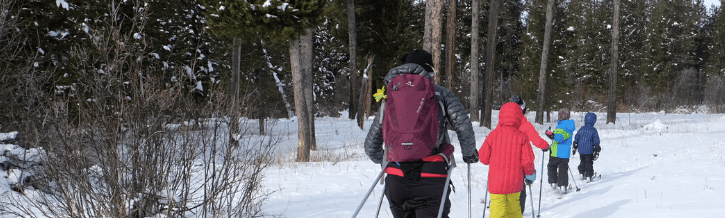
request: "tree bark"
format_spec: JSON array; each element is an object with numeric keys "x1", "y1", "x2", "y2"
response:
[
  {"x1": 608, "y1": 0, "x2": 620, "y2": 124},
  {"x1": 365, "y1": 62, "x2": 374, "y2": 117},
  {"x1": 445, "y1": 0, "x2": 457, "y2": 90},
  {"x1": 231, "y1": 37, "x2": 241, "y2": 107},
  {"x1": 300, "y1": 29, "x2": 316, "y2": 150},
  {"x1": 357, "y1": 55, "x2": 374, "y2": 129},
  {"x1": 469, "y1": 0, "x2": 481, "y2": 122},
  {"x1": 424, "y1": 0, "x2": 444, "y2": 83},
  {"x1": 291, "y1": 38, "x2": 311, "y2": 162},
  {"x1": 258, "y1": 107, "x2": 265, "y2": 135},
  {"x1": 483, "y1": 0, "x2": 500, "y2": 129},
  {"x1": 347, "y1": 0, "x2": 358, "y2": 120},
  {"x1": 535, "y1": 0, "x2": 555, "y2": 124}
]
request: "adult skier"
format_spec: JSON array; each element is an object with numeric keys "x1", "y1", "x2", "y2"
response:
[{"x1": 364, "y1": 50, "x2": 479, "y2": 218}]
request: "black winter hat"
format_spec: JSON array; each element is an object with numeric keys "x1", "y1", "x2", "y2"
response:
[
  {"x1": 400, "y1": 50, "x2": 435, "y2": 74},
  {"x1": 510, "y1": 95, "x2": 526, "y2": 114}
]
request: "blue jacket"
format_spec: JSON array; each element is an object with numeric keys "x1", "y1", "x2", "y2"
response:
[
  {"x1": 574, "y1": 113, "x2": 600, "y2": 154},
  {"x1": 551, "y1": 119, "x2": 575, "y2": 158}
]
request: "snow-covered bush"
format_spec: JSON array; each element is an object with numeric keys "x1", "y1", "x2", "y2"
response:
[{"x1": 0, "y1": 1, "x2": 277, "y2": 217}]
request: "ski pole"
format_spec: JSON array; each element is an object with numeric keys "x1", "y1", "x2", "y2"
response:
[
  {"x1": 482, "y1": 182, "x2": 488, "y2": 218},
  {"x1": 351, "y1": 161, "x2": 387, "y2": 218},
  {"x1": 468, "y1": 163, "x2": 471, "y2": 218},
  {"x1": 528, "y1": 184, "x2": 535, "y2": 218},
  {"x1": 537, "y1": 149, "x2": 546, "y2": 217},
  {"x1": 374, "y1": 185, "x2": 386, "y2": 218},
  {"x1": 567, "y1": 165, "x2": 581, "y2": 192},
  {"x1": 437, "y1": 165, "x2": 454, "y2": 218}
]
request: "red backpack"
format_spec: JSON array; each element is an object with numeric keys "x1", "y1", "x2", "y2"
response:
[{"x1": 382, "y1": 74, "x2": 439, "y2": 162}]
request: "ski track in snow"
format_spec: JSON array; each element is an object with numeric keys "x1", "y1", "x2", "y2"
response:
[
  {"x1": 260, "y1": 112, "x2": 725, "y2": 217},
  {"x1": 2, "y1": 112, "x2": 724, "y2": 217}
]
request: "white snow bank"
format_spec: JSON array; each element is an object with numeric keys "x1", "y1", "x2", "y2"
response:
[
  {"x1": 0, "y1": 131, "x2": 18, "y2": 141},
  {"x1": 642, "y1": 119, "x2": 667, "y2": 131}
]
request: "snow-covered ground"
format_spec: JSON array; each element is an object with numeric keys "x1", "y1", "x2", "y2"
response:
[
  {"x1": 262, "y1": 111, "x2": 725, "y2": 217},
  {"x1": 2, "y1": 111, "x2": 724, "y2": 217}
]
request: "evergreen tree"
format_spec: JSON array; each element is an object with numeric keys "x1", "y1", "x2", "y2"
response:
[
  {"x1": 642, "y1": 0, "x2": 700, "y2": 95},
  {"x1": 708, "y1": 3, "x2": 725, "y2": 75},
  {"x1": 516, "y1": 0, "x2": 547, "y2": 106},
  {"x1": 326, "y1": 0, "x2": 423, "y2": 112},
  {"x1": 705, "y1": 3, "x2": 724, "y2": 111},
  {"x1": 496, "y1": 0, "x2": 525, "y2": 102},
  {"x1": 201, "y1": 0, "x2": 325, "y2": 162},
  {"x1": 619, "y1": 0, "x2": 648, "y2": 107}
]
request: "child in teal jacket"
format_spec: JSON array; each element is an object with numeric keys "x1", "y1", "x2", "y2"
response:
[{"x1": 545, "y1": 108, "x2": 576, "y2": 192}]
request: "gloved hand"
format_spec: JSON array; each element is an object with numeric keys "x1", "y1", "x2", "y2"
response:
[
  {"x1": 525, "y1": 171, "x2": 536, "y2": 185},
  {"x1": 572, "y1": 142, "x2": 578, "y2": 155},
  {"x1": 463, "y1": 151, "x2": 479, "y2": 164},
  {"x1": 593, "y1": 151, "x2": 600, "y2": 161},
  {"x1": 545, "y1": 130, "x2": 554, "y2": 140},
  {"x1": 542, "y1": 147, "x2": 549, "y2": 152},
  {"x1": 593, "y1": 145, "x2": 601, "y2": 152}
]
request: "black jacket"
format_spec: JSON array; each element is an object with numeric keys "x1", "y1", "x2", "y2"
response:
[{"x1": 364, "y1": 63, "x2": 477, "y2": 164}]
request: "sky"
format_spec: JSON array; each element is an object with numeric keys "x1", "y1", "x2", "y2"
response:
[{"x1": 704, "y1": 0, "x2": 720, "y2": 9}]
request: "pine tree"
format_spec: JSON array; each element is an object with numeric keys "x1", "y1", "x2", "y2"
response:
[
  {"x1": 496, "y1": 0, "x2": 525, "y2": 101},
  {"x1": 326, "y1": 0, "x2": 423, "y2": 113},
  {"x1": 619, "y1": 0, "x2": 648, "y2": 107},
  {"x1": 708, "y1": 3, "x2": 725, "y2": 74},
  {"x1": 515, "y1": 0, "x2": 546, "y2": 108},
  {"x1": 202, "y1": 0, "x2": 325, "y2": 162},
  {"x1": 705, "y1": 3, "x2": 724, "y2": 111}
]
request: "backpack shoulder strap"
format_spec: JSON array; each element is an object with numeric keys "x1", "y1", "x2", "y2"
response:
[{"x1": 435, "y1": 92, "x2": 446, "y2": 118}]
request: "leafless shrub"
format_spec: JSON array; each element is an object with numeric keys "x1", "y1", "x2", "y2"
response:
[
  {"x1": 672, "y1": 68, "x2": 704, "y2": 107},
  {"x1": 704, "y1": 74, "x2": 725, "y2": 113},
  {"x1": 1, "y1": 1, "x2": 277, "y2": 217}
]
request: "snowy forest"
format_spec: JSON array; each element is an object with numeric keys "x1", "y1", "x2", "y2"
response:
[{"x1": 0, "y1": 0, "x2": 724, "y2": 217}]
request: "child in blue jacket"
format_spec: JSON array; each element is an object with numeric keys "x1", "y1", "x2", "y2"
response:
[
  {"x1": 545, "y1": 108, "x2": 575, "y2": 192},
  {"x1": 573, "y1": 112, "x2": 601, "y2": 182}
]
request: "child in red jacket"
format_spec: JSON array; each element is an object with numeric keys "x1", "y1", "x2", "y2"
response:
[{"x1": 479, "y1": 102, "x2": 536, "y2": 218}]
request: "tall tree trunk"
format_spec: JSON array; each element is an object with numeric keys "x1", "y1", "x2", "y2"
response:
[
  {"x1": 445, "y1": 0, "x2": 457, "y2": 90},
  {"x1": 424, "y1": 0, "x2": 444, "y2": 83},
  {"x1": 536, "y1": 0, "x2": 555, "y2": 124},
  {"x1": 608, "y1": 0, "x2": 620, "y2": 124},
  {"x1": 357, "y1": 55, "x2": 374, "y2": 129},
  {"x1": 470, "y1": 0, "x2": 481, "y2": 122},
  {"x1": 231, "y1": 37, "x2": 241, "y2": 107},
  {"x1": 258, "y1": 107, "x2": 265, "y2": 135},
  {"x1": 256, "y1": 69, "x2": 266, "y2": 135},
  {"x1": 483, "y1": 0, "x2": 500, "y2": 129},
  {"x1": 365, "y1": 63, "x2": 374, "y2": 117},
  {"x1": 291, "y1": 38, "x2": 311, "y2": 162},
  {"x1": 301, "y1": 29, "x2": 317, "y2": 150},
  {"x1": 347, "y1": 0, "x2": 358, "y2": 120}
]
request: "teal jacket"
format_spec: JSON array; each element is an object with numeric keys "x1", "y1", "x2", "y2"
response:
[{"x1": 550, "y1": 119, "x2": 575, "y2": 158}]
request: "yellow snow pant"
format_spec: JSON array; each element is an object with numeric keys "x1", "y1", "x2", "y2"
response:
[{"x1": 489, "y1": 192, "x2": 523, "y2": 218}]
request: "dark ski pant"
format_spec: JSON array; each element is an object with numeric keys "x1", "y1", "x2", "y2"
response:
[
  {"x1": 519, "y1": 179, "x2": 527, "y2": 213},
  {"x1": 578, "y1": 154, "x2": 595, "y2": 178},
  {"x1": 385, "y1": 174, "x2": 451, "y2": 218},
  {"x1": 547, "y1": 156, "x2": 569, "y2": 187}
]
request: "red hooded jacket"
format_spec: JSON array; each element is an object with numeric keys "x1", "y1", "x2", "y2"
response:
[
  {"x1": 519, "y1": 116, "x2": 550, "y2": 150},
  {"x1": 479, "y1": 102, "x2": 536, "y2": 194}
]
